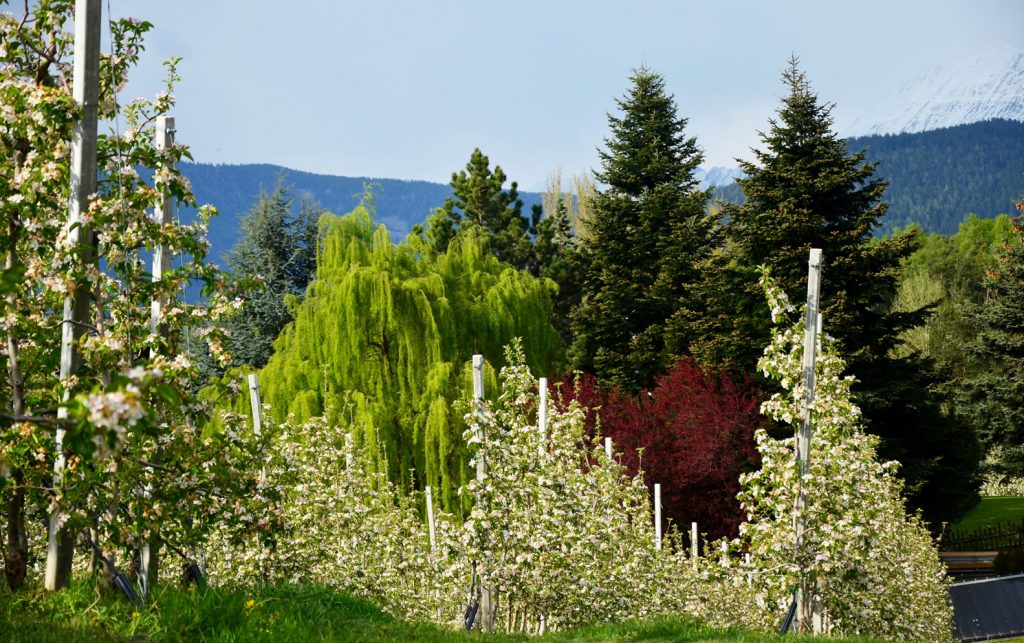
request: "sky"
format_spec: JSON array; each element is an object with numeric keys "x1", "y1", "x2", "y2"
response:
[{"x1": 111, "y1": 0, "x2": 1023, "y2": 190}]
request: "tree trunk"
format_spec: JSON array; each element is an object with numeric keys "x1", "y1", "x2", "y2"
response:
[
  {"x1": 4, "y1": 210, "x2": 28, "y2": 590},
  {"x1": 5, "y1": 470, "x2": 28, "y2": 589}
]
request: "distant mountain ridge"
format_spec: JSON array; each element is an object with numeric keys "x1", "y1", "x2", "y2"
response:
[
  {"x1": 180, "y1": 163, "x2": 541, "y2": 264},
  {"x1": 849, "y1": 119, "x2": 1024, "y2": 234},
  {"x1": 184, "y1": 120, "x2": 1023, "y2": 264},
  {"x1": 711, "y1": 119, "x2": 1024, "y2": 236}
]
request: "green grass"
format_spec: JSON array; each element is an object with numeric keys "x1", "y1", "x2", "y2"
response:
[
  {"x1": 0, "y1": 580, "x2": 884, "y2": 642},
  {"x1": 952, "y1": 496, "x2": 1024, "y2": 533}
]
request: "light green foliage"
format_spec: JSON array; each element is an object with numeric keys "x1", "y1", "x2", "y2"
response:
[
  {"x1": 894, "y1": 214, "x2": 1019, "y2": 364},
  {"x1": 956, "y1": 209, "x2": 1024, "y2": 475},
  {"x1": 206, "y1": 342, "x2": 753, "y2": 633},
  {"x1": 253, "y1": 203, "x2": 562, "y2": 513},
  {"x1": 736, "y1": 273, "x2": 953, "y2": 640}
]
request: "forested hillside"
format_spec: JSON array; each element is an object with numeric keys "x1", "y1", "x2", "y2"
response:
[
  {"x1": 851, "y1": 119, "x2": 1024, "y2": 233},
  {"x1": 188, "y1": 119, "x2": 1023, "y2": 263},
  {"x1": 713, "y1": 119, "x2": 1024, "y2": 235}
]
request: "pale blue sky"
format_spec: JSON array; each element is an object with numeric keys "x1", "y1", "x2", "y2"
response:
[{"x1": 116, "y1": 0, "x2": 1022, "y2": 189}]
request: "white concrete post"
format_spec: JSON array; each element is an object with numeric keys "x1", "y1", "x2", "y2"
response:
[
  {"x1": 794, "y1": 248, "x2": 823, "y2": 633},
  {"x1": 425, "y1": 486, "x2": 436, "y2": 553},
  {"x1": 654, "y1": 483, "x2": 662, "y2": 551},
  {"x1": 471, "y1": 354, "x2": 492, "y2": 632},
  {"x1": 48, "y1": 0, "x2": 101, "y2": 592},
  {"x1": 538, "y1": 377, "x2": 547, "y2": 454},
  {"x1": 691, "y1": 522, "x2": 699, "y2": 571}
]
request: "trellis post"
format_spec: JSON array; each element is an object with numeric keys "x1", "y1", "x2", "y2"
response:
[
  {"x1": 140, "y1": 114, "x2": 176, "y2": 594},
  {"x1": 425, "y1": 486, "x2": 436, "y2": 553},
  {"x1": 654, "y1": 483, "x2": 662, "y2": 551},
  {"x1": 691, "y1": 522, "x2": 698, "y2": 571},
  {"x1": 149, "y1": 115, "x2": 175, "y2": 334},
  {"x1": 538, "y1": 377, "x2": 547, "y2": 454},
  {"x1": 47, "y1": 0, "x2": 101, "y2": 592},
  {"x1": 247, "y1": 374, "x2": 267, "y2": 483},
  {"x1": 472, "y1": 354, "x2": 493, "y2": 632},
  {"x1": 794, "y1": 248, "x2": 823, "y2": 633}
]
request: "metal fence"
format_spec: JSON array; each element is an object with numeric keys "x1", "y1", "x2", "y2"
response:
[{"x1": 943, "y1": 519, "x2": 1024, "y2": 552}]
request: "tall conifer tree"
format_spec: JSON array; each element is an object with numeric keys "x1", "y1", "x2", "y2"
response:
[
  {"x1": 571, "y1": 67, "x2": 714, "y2": 392},
  {"x1": 701, "y1": 59, "x2": 979, "y2": 524},
  {"x1": 426, "y1": 148, "x2": 539, "y2": 272},
  {"x1": 223, "y1": 179, "x2": 322, "y2": 370}
]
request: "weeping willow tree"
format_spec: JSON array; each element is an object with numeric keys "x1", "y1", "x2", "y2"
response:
[{"x1": 251, "y1": 201, "x2": 563, "y2": 515}]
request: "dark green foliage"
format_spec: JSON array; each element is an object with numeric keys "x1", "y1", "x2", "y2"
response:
[
  {"x1": 534, "y1": 190, "x2": 581, "y2": 342},
  {"x1": 256, "y1": 200, "x2": 563, "y2": 514},
  {"x1": 712, "y1": 181, "x2": 745, "y2": 206},
  {"x1": 956, "y1": 209, "x2": 1024, "y2": 475},
  {"x1": 222, "y1": 179, "x2": 322, "y2": 370},
  {"x1": 851, "y1": 119, "x2": 1024, "y2": 235},
  {"x1": 425, "y1": 148, "x2": 541, "y2": 273},
  {"x1": 571, "y1": 66, "x2": 714, "y2": 392},
  {"x1": 994, "y1": 547, "x2": 1024, "y2": 574},
  {"x1": 700, "y1": 59, "x2": 979, "y2": 526}
]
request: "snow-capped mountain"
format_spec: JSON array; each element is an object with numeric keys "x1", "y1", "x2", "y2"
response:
[
  {"x1": 846, "y1": 45, "x2": 1024, "y2": 136},
  {"x1": 695, "y1": 165, "x2": 744, "y2": 188}
]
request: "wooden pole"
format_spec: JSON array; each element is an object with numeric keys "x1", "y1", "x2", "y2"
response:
[
  {"x1": 471, "y1": 354, "x2": 493, "y2": 632},
  {"x1": 47, "y1": 0, "x2": 101, "y2": 592},
  {"x1": 425, "y1": 486, "x2": 436, "y2": 553},
  {"x1": 654, "y1": 483, "x2": 662, "y2": 551},
  {"x1": 794, "y1": 248, "x2": 823, "y2": 633}
]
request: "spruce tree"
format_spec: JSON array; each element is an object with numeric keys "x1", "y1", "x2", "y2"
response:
[
  {"x1": 223, "y1": 179, "x2": 323, "y2": 370},
  {"x1": 426, "y1": 148, "x2": 539, "y2": 272},
  {"x1": 571, "y1": 66, "x2": 714, "y2": 392},
  {"x1": 957, "y1": 207, "x2": 1024, "y2": 475},
  {"x1": 702, "y1": 59, "x2": 979, "y2": 525}
]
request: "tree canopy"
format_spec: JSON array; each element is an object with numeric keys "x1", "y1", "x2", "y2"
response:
[
  {"x1": 221, "y1": 178, "x2": 321, "y2": 370},
  {"x1": 571, "y1": 66, "x2": 715, "y2": 392},
  {"x1": 250, "y1": 202, "x2": 564, "y2": 514},
  {"x1": 699, "y1": 59, "x2": 980, "y2": 525},
  {"x1": 425, "y1": 148, "x2": 540, "y2": 273}
]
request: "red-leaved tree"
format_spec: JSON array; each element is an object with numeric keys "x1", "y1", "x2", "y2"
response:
[{"x1": 562, "y1": 358, "x2": 763, "y2": 541}]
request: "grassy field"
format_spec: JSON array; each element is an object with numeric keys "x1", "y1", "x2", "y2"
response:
[
  {"x1": 952, "y1": 496, "x2": 1024, "y2": 533},
  {"x1": 0, "y1": 581, "x2": 885, "y2": 642}
]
